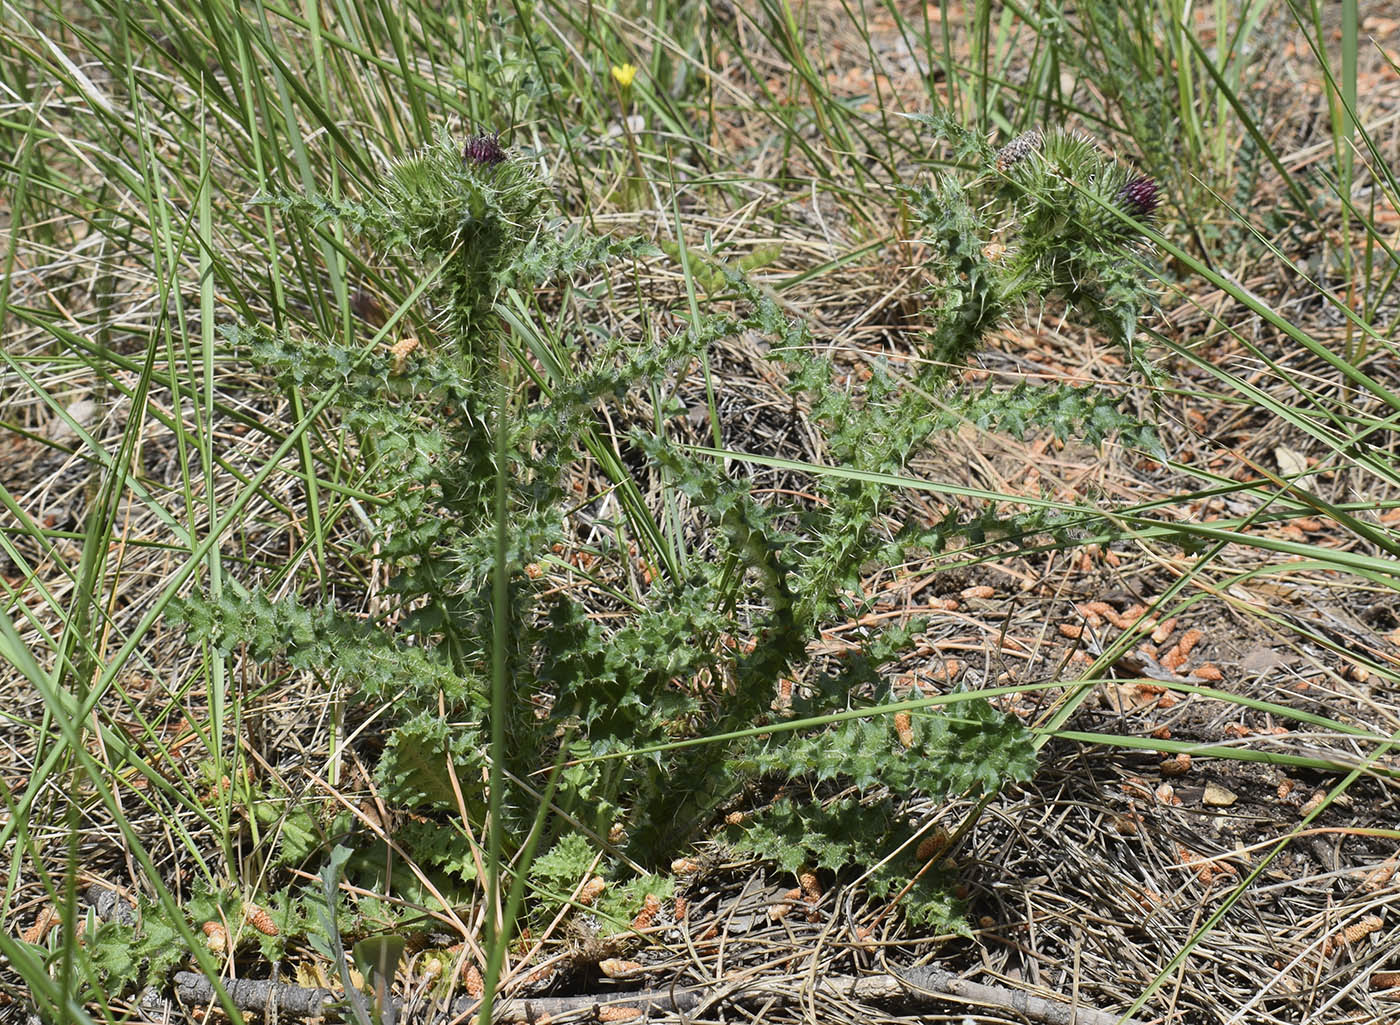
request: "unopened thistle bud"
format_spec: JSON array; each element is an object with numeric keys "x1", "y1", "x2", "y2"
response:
[
  {"x1": 994, "y1": 128, "x2": 1043, "y2": 172},
  {"x1": 1115, "y1": 175, "x2": 1159, "y2": 218},
  {"x1": 462, "y1": 131, "x2": 506, "y2": 167}
]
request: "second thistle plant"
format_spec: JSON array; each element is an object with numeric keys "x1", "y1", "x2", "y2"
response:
[{"x1": 919, "y1": 121, "x2": 1163, "y2": 385}]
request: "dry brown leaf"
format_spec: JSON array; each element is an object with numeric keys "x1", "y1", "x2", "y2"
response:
[
  {"x1": 1274, "y1": 445, "x2": 1315, "y2": 489},
  {"x1": 1241, "y1": 647, "x2": 1288, "y2": 674}
]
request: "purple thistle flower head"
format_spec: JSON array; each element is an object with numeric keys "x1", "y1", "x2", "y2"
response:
[
  {"x1": 462, "y1": 131, "x2": 507, "y2": 167},
  {"x1": 1115, "y1": 175, "x2": 1159, "y2": 218}
]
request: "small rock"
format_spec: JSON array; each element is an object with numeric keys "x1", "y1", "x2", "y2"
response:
[
  {"x1": 1203, "y1": 782, "x2": 1237, "y2": 807},
  {"x1": 47, "y1": 397, "x2": 97, "y2": 443}
]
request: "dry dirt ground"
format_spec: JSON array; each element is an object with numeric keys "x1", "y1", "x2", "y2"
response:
[{"x1": 3, "y1": 2, "x2": 1400, "y2": 1024}]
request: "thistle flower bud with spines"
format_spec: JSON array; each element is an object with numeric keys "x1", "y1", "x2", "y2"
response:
[
  {"x1": 1115, "y1": 175, "x2": 1159, "y2": 218},
  {"x1": 462, "y1": 131, "x2": 506, "y2": 167}
]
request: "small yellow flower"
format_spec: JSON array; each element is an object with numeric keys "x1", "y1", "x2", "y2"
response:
[{"x1": 611, "y1": 63, "x2": 638, "y2": 89}]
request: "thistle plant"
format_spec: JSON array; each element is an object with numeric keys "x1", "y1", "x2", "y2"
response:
[
  {"x1": 918, "y1": 121, "x2": 1163, "y2": 386},
  {"x1": 159, "y1": 117, "x2": 1162, "y2": 984}
]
